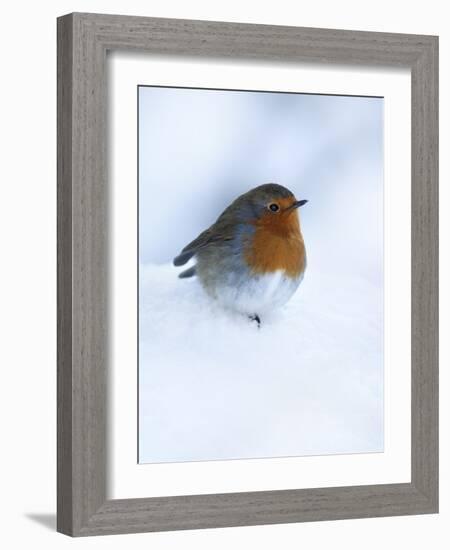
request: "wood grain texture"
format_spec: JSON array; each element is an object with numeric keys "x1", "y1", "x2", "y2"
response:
[
  {"x1": 58, "y1": 12, "x2": 108, "y2": 535},
  {"x1": 57, "y1": 12, "x2": 439, "y2": 536},
  {"x1": 410, "y1": 36, "x2": 439, "y2": 507},
  {"x1": 57, "y1": 14, "x2": 74, "y2": 535}
]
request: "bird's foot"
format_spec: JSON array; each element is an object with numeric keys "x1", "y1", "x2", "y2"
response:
[{"x1": 249, "y1": 314, "x2": 261, "y2": 328}]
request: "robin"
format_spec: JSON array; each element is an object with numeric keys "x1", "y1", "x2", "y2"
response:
[{"x1": 173, "y1": 183, "x2": 308, "y2": 325}]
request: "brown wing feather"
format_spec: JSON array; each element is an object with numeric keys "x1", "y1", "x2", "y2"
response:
[{"x1": 173, "y1": 213, "x2": 235, "y2": 267}]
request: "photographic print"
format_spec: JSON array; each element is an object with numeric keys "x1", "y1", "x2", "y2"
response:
[{"x1": 138, "y1": 85, "x2": 384, "y2": 464}]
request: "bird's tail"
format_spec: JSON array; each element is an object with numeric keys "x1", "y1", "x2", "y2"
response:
[{"x1": 178, "y1": 266, "x2": 196, "y2": 279}]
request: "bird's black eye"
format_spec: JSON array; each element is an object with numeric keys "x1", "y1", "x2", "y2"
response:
[{"x1": 269, "y1": 203, "x2": 279, "y2": 212}]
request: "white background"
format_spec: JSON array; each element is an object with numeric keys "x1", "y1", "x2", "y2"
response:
[
  {"x1": 110, "y1": 57, "x2": 410, "y2": 496},
  {"x1": 0, "y1": 1, "x2": 447, "y2": 548}
]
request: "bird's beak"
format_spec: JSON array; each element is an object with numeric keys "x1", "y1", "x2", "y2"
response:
[{"x1": 290, "y1": 199, "x2": 308, "y2": 209}]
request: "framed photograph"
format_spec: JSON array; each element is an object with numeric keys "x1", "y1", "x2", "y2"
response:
[{"x1": 57, "y1": 13, "x2": 438, "y2": 536}]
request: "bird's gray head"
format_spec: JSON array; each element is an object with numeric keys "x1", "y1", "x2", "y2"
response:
[{"x1": 225, "y1": 183, "x2": 308, "y2": 224}]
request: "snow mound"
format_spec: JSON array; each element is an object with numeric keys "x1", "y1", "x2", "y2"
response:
[{"x1": 139, "y1": 262, "x2": 383, "y2": 463}]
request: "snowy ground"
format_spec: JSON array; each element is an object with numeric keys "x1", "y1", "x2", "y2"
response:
[{"x1": 139, "y1": 259, "x2": 383, "y2": 463}]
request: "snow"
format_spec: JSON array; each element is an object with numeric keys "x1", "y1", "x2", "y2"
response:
[
  {"x1": 139, "y1": 258, "x2": 383, "y2": 463},
  {"x1": 138, "y1": 86, "x2": 384, "y2": 464}
]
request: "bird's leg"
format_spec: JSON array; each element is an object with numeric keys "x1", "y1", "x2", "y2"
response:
[{"x1": 249, "y1": 314, "x2": 261, "y2": 328}]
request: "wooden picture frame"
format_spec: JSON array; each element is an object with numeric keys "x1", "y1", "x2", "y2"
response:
[{"x1": 57, "y1": 12, "x2": 438, "y2": 536}]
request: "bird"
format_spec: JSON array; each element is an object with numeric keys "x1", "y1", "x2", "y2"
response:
[{"x1": 173, "y1": 183, "x2": 308, "y2": 326}]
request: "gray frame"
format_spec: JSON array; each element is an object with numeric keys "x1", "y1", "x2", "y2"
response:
[{"x1": 57, "y1": 12, "x2": 438, "y2": 537}]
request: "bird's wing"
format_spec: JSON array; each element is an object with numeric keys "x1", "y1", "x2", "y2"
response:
[{"x1": 173, "y1": 218, "x2": 235, "y2": 266}]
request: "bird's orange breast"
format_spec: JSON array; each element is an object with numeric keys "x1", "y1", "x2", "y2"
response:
[{"x1": 244, "y1": 200, "x2": 306, "y2": 278}]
